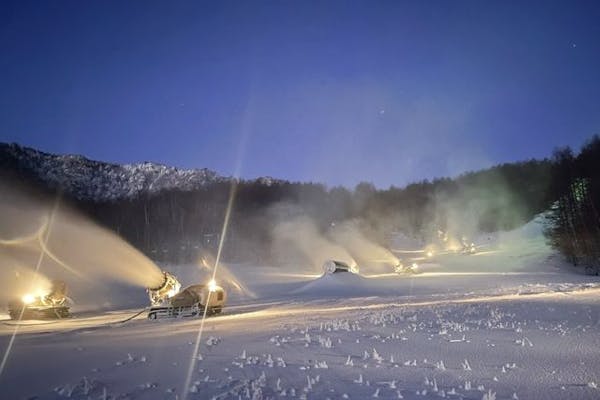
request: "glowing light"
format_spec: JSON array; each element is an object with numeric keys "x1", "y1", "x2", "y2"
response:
[
  {"x1": 391, "y1": 249, "x2": 425, "y2": 254},
  {"x1": 412, "y1": 263, "x2": 419, "y2": 270},
  {"x1": 426, "y1": 251, "x2": 434, "y2": 258},
  {"x1": 208, "y1": 279, "x2": 218, "y2": 292},
  {"x1": 21, "y1": 294, "x2": 36, "y2": 305},
  {"x1": 471, "y1": 250, "x2": 501, "y2": 256},
  {"x1": 364, "y1": 273, "x2": 401, "y2": 278},
  {"x1": 393, "y1": 263, "x2": 404, "y2": 273}
]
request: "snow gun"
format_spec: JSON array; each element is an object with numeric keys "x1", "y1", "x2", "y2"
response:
[{"x1": 147, "y1": 271, "x2": 181, "y2": 306}]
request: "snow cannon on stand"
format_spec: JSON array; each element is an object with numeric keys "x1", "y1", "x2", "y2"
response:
[
  {"x1": 147, "y1": 279, "x2": 227, "y2": 320},
  {"x1": 147, "y1": 271, "x2": 181, "y2": 306},
  {"x1": 8, "y1": 280, "x2": 71, "y2": 320},
  {"x1": 323, "y1": 260, "x2": 359, "y2": 275}
]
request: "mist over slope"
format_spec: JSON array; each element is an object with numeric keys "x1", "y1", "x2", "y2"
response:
[{"x1": 1, "y1": 142, "x2": 553, "y2": 266}]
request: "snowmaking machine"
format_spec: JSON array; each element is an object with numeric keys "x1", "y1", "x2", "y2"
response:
[
  {"x1": 147, "y1": 279, "x2": 227, "y2": 320},
  {"x1": 8, "y1": 280, "x2": 70, "y2": 320},
  {"x1": 323, "y1": 260, "x2": 360, "y2": 274},
  {"x1": 147, "y1": 271, "x2": 181, "y2": 306},
  {"x1": 394, "y1": 262, "x2": 419, "y2": 274},
  {"x1": 460, "y1": 237, "x2": 477, "y2": 255}
]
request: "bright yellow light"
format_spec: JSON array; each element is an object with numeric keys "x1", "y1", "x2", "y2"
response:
[
  {"x1": 22, "y1": 294, "x2": 36, "y2": 305},
  {"x1": 412, "y1": 263, "x2": 419, "y2": 270},
  {"x1": 208, "y1": 279, "x2": 218, "y2": 292},
  {"x1": 426, "y1": 251, "x2": 434, "y2": 258}
]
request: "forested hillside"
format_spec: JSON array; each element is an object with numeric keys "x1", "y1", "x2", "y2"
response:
[
  {"x1": 545, "y1": 135, "x2": 600, "y2": 274},
  {"x1": 1, "y1": 142, "x2": 558, "y2": 264}
]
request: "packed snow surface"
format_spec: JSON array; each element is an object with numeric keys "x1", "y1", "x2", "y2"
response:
[{"x1": 1, "y1": 217, "x2": 600, "y2": 399}]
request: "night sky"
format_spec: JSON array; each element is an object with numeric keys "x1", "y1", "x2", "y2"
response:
[{"x1": 1, "y1": 1, "x2": 599, "y2": 188}]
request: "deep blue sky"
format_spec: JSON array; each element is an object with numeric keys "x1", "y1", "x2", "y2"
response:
[{"x1": 1, "y1": 1, "x2": 599, "y2": 188}]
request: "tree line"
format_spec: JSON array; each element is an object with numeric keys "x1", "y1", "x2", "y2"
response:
[
  {"x1": 76, "y1": 159, "x2": 554, "y2": 265},
  {"x1": 544, "y1": 135, "x2": 600, "y2": 274},
  {"x1": 3, "y1": 137, "x2": 599, "y2": 273}
]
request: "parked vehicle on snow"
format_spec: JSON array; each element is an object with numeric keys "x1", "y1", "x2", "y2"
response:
[
  {"x1": 148, "y1": 280, "x2": 226, "y2": 320},
  {"x1": 8, "y1": 280, "x2": 70, "y2": 320}
]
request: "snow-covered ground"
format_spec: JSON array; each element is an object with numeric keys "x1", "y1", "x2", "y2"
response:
[{"x1": 1, "y1": 218, "x2": 600, "y2": 399}]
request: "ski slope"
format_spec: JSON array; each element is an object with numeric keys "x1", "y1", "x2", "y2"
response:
[{"x1": 1, "y1": 218, "x2": 600, "y2": 399}]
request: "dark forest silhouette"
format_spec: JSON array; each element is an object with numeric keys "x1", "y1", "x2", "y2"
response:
[
  {"x1": 2, "y1": 136, "x2": 599, "y2": 274},
  {"x1": 545, "y1": 135, "x2": 600, "y2": 274}
]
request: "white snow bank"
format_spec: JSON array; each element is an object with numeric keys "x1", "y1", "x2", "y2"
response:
[
  {"x1": 498, "y1": 213, "x2": 548, "y2": 244},
  {"x1": 293, "y1": 272, "x2": 384, "y2": 297}
]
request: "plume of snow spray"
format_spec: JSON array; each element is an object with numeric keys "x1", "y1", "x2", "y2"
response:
[
  {"x1": 271, "y1": 215, "x2": 356, "y2": 273},
  {"x1": 0, "y1": 190, "x2": 61, "y2": 379},
  {"x1": 198, "y1": 253, "x2": 256, "y2": 298},
  {"x1": 0, "y1": 179, "x2": 165, "y2": 290},
  {"x1": 329, "y1": 220, "x2": 399, "y2": 273}
]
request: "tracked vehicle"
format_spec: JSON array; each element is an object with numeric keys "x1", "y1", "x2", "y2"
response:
[
  {"x1": 147, "y1": 278, "x2": 226, "y2": 320},
  {"x1": 8, "y1": 280, "x2": 70, "y2": 320}
]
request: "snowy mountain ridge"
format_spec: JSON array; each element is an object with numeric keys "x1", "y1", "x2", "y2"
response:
[{"x1": 0, "y1": 142, "x2": 225, "y2": 201}]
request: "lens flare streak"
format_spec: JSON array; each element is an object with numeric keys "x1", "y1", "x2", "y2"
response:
[
  {"x1": 182, "y1": 181, "x2": 237, "y2": 400},
  {"x1": 0, "y1": 194, "x2": 61, "y2": 378}
]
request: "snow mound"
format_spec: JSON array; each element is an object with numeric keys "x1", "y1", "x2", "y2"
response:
[
  {"x1": 292, "y1": 272, "x2": 379, "y2": 297},
  {"x1": 499, "y1": 213, "x2": 548, "y2": 243}
]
